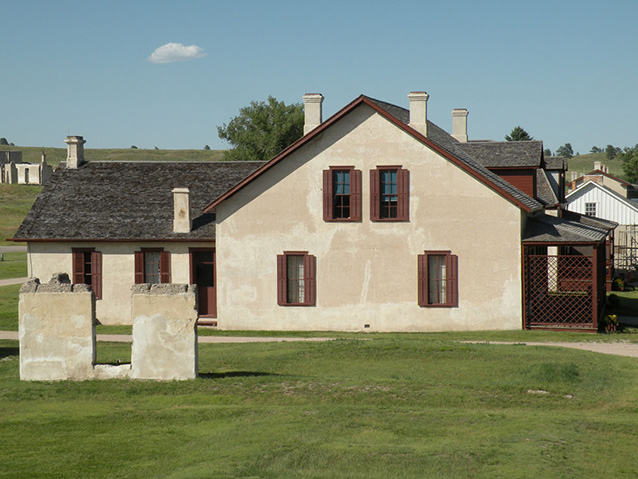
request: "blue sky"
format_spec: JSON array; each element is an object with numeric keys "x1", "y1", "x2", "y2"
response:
[{"x1": 2, "y1": 0, "x2": 637, "y2": 154}]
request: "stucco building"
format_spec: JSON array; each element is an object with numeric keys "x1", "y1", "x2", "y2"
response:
[{"x1": 12, "y1": 92, "x2": 615, "y2": 331}]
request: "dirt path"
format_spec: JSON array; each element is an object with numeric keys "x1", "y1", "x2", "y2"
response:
[
  {"x1": 0, "y1": 277, "x2": 28, "y2": 287},
  {"x1": 0, "y1": 331, "x2": 334, "y2": 344},
  {"x1": 463, "y1": 340, "x2": 638, "y2": 358}
]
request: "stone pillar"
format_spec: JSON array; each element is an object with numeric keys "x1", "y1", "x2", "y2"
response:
[
  {"x1": 408, "y1": 91, "x2": 429, "y2": 137},
  {"x1": 131, "y1": 284, "x2": 198, "y2": 380},
  {"x1": 303, "y1": 93, "x2": 324, "y2": 135},
  {"x1": 19, "y1": 274, "x2": 96, "y2": 381}
]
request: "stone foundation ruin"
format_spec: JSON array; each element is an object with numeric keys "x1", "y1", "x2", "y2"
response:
[{"x1": 18, "y1": 273, "x2": 198, "y2": 381}]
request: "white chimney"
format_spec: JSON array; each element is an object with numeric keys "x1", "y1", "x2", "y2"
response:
[
  {"x1": 303, "y1": 93, "x2": 324, "y2": 135},
  {"x1": 451, "y1": 109, "x2": 469, "y2": 142},
  {"x1": 64, "y1": 136, "x2": 86, "y2": 169},
  {"x1": 594, "y1": 161, "x2": 602, "y2": 171},
  {"x1": 172, "y1": 187, "x2": 191, "y2": 233},
  {"x1": 408, "y1": 91, "x2": 429, "y2": 137}
]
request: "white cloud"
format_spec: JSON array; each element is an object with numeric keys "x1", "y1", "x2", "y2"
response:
[{"x1": 147, "y1": 42, "x2": 206, "y2": 64}]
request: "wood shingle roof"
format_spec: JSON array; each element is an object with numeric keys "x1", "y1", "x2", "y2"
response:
[{"x1": 13, "y1": 161, "x2": 264, "y2": 241}]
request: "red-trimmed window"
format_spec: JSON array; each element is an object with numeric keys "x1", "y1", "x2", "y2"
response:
[
  {"x1": 323, "y1": 167, "x2": 361, "y2": 221},
  {"x1": 418, "y1": 251, "x2": 458, "y2": 307},
  {"x1": 277, "y1": 252, "x2": 316, "y2": 306},
  {"x1": 135, "y1": 249, "x2": 170, "y2": 284},
  {"x1": 72, "y1": 248, "x2": 102, "y2": 299},
  {"x1": 370, "y1": 166, "x2": 409, "y2": 221}
]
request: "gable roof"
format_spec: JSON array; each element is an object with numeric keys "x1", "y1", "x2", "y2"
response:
[
  {"x1": 545, "y1": 156, "x2": 568, "y2": 171},
  {"x1": 535, "y1": 169, "x2": 559, "y2": 206},
  {"x1": 12, "y1": 161, "x2": 264, "y2": 241},
  {"x1": 456, "y1": 140, "x2": 544, "y2": 168},
  {"x1": 571, "y1": 169, "x2": 632, "y2": 188},
  {"x1": 566, "y1": 179, "x2": 638, "y2": 215},
  {"x1": 205, "y1": 95, "x2": 543, "y2": 213}
]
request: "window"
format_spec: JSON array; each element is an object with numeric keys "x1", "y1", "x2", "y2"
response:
[
  {"x1": 323, "y1": 167, "x2": 361, "y2": 221},
  {"x1": 277, "y1": 252, "x2": 316, "y2": 306},
  {"x1": 135, "y1": 249, "x2": 170, "y2": 284},
  {"x1": 370, "y1": 166, "x2": 409, "y2": 221},
  {"x1": 418, "y1": 251, "x2": 458, "y2": 307},
  {"x1": 585, "y1": 202, "x2": 597, "y2": 217},
  {"x1": 72, "y1": 248, "x2": 102, "y2": 299}
]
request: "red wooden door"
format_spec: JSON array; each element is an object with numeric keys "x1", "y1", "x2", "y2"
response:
[{"x1": 190, "y1": 249, "x2": 216, "y2": 318}]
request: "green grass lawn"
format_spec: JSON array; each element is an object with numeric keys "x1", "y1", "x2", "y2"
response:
[
  {"x1": 0, "y1": 183, "x2": 42, "y2": 245},
  {"x1": 0, "y1": 145, "x2": 226, "y2": 168},
  {"x1": 2, "y1": 334, "x2": 638, "y2": 478},
  {"x1": 0, "y1": 252, "x2": 27, "y2": 279}
]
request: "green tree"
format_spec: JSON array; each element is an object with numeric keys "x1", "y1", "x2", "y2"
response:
[
  {"x1": 131, "y1": 145, "x2": 138, "y2": 149},
  {"x1": 556, "y1": 143, "x2": 574, "y2": 159},
  {"x1": 0, "y1": 138, "x2": 8, "y2": 145},
  {"x1": 505, "y1": 126, "x2": 534, "y2": 141},
  {"x1": 590, "y1": 146, "x2": 602, "y2": 153},
  {"x1": 203, "y1": 145, "x2": 211, "y2": 150},
  {"x1": 606, "y1": 144, "x2": 622, "y2": 160},
  {"x1": 217, "y1": 96, "x2": 304, "y2": 161},
  {"x1": 544, "y1": 148, "x2": 552, "y2": 157},
  {"x1": 620, "y1": 146, "x2": 638, "y2": 183}
]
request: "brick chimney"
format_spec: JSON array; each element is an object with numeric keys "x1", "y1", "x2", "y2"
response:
[
  {"x1": 451, "y1": 109, "x2": 469, "y2": 142},
  {"x1": 408, "y1": 91, "x2": 429, "y2": 137},
  {"x1": 64, "y1": 136, "x2": 86, "y2": 169},
  {"x1": 172, "y1": 188, "x2": 191, "y2": 233},
  {"x1": 303, "y1": 93, "x2": 324, "y2": 135}
]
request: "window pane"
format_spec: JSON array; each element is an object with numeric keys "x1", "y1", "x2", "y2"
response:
[
  {"x1": 332, "y1": 170, "x2": 351, "y2": 219},
  {"x1": 144, "y1": 252, "x2": 161, "y2": 284},
  {"x1": 428, "y1": 255, "x2": 447, "y2": 304},
  {"x1": 287, "y1": 255, "x2": 304, "y2": 303},
  {"x1": 380, "y1": 169, "x2": 398, "y2": 219}
]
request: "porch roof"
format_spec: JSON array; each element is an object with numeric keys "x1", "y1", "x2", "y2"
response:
[{"x1": 522, "y1": 212, "x2": 616, "y2": 244}]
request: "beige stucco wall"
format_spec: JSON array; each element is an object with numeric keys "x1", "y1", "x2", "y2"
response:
[
  {"x1": 27, "y1": 241, "x2": 211, "y2": 324},
  {"x1": 19, "y1": 280, "x2": 95, "y2": 381},
  {"x1": 214, "y1": 105, "x2": 524, "y2": 332}
]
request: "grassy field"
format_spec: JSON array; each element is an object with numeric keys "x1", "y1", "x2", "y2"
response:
[
  {"x1": 0, "y1": 184, "x2": 42, "y2": 245},
  {"x1": 2, "y1": 333, "x2": 638, "y2": 478},
  {"x1": 0, "y1": 145, "x2": 226, "y2": 168},
  {"x1": 0, "y1": 252, "x2": 27, "y2": 279}
]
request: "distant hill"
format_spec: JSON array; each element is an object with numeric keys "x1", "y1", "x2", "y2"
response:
[
  {"x1": 0, "y1": 145, "x2": 227, "y2": 168},
  {"x1": 566, "y1": 152, "x2": 626, "y2": 181}
]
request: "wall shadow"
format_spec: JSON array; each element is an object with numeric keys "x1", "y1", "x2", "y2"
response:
[
  {"x1": 0, "y1": 347, "x2": 19, "y2": 359},
  {"x1": 199, "y1": 371, "x2": 277, "y2": 379}
]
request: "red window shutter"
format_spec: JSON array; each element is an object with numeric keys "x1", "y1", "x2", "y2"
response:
[
  {"x1": 370, "y1": 169, "x2": 380, "y2": 220},
  {"x1": 417, "y1": 254, "x2": 427, "y2": 306},
  {"x1": 91, "y1": 251, "x2": 102, "y2": 300},
  {"x1": 397, "y1": 168, "x2": 409, "y2": 221},
  {"x1": 447, "y1": 254, "x2": 458, "y2": 306},
  {"x1": 72, "y1": 251, "x2": 84, "y2": 285},
  {"x1": 134, "y1": 251, "x2": 144, "y2": 284},
  {"x1": 351, "y1": 169, "x2": 362, "y2": 221},
  {"x1": 277, "y1": 254, "x2": 286, "y2": 305},
  {"x1": 323, "y1": 169, "x2": 332, "y2": 221},
  {"x1": 160, "y1": 251, "x2": 171, "y2": 283},
  {"x1": 304, "y1": 254, "x2": 316, "y2": 306}
]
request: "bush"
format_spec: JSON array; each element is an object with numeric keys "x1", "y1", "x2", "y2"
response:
[{"x1": 612, "y1": 278, "x2": 624, "y2": 291}]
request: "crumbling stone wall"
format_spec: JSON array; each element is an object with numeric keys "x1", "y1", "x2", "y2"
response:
[
  {"x1": 131, "y1": 284, "x2": 198, "y2": 380},
  {"x1": 18, "y1": 276, "x2": 198, "y2": 381},
  {"x1": 19, "y1": 273, "x2": 96, "y2": 381}
]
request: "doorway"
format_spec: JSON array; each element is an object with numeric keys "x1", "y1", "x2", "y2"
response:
[{"x1": 190, "y1": 248, "x2": 216, "y2": 318}]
